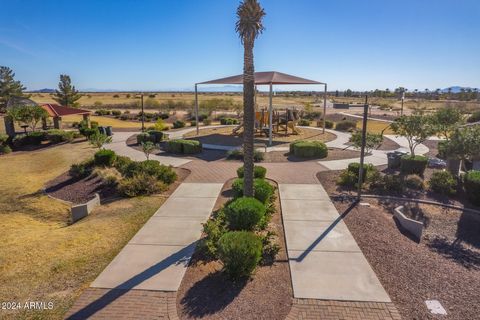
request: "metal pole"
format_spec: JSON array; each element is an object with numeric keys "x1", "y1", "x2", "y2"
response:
[
  {"x1": 141, "y1": 93, "x2": 145, "y2": 132},
  {"x1": 195, "y1": 84, "x2": 199, "y2": 135},
  {"x1": 400, "y1": 91, "x2": 405, "y2": 116},
  {"x1": 268, "y1": 83, "x2": 273, "y2": 146},
  {"x1": 323, "y1": 83, "x2": 327, "y2": 134},
  {"x1": 357, "y1": 95, "x2": 369, "y2": 201}
]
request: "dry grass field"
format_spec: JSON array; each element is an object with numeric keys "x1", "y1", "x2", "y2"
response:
[{"x1": 0, "y1": 142, "x2": 165, "y2": 319}]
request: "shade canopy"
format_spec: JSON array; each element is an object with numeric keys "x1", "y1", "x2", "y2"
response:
[
  {"x1": 197, "y1": 71, "x2": 325, "y2": 85},
  {"x1": 41, "y1": 104, "x2": 91, "y2": 117}
]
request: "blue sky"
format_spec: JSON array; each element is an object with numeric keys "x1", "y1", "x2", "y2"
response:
[{"x1": 1, "y1": 0, "x2": 479, "y2": 91}]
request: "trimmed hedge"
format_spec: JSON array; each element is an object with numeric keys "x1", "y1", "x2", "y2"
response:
[
  {"x1": 46, "y1": 129, "x2": 75, "y2": 143},
  {"x1": 173, "y1": 120, "x2": 186, "y2": 129},
  {"x1": 94, "y1": 149, "x2": 117, "y2": 166},
  {"x1": 148, "y1": 130, "x2": 164, "y2": 143},
  {"x1": 335, "y1": 120, "x2": 357, "y2": 131},
  {"x1": 464, "y1": 170, "x2": 480, "y2": 206},
  {"x1": 137, "y1": 133, "x2": 152, "y2": 144},
  {"x1": 290, "y1": 140, "x2": 328, "y2": 158},
  {"x1": 166, "y1": 139, "x2": 202, "y2": 154},
  {"x1": 236, "y1": 165, "x2": 267, "y2": 179},
  {"x1": 429, "y1": 170, "x2": 456, "y2": 195},
  {"x1": 225, "y1": 197, "x2": 266, "y2": 231},
  {"x1": 232, "y1": 178, "x2": 274, "y2": 204},
  {"x1": 218, "y1": 231, "x2": 262, "y2": 279},
  {"x1": 400, "y1": 155, "x2": 428, "y2": 175}
]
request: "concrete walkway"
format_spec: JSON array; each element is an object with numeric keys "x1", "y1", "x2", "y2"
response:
[
  {"x1": 90, "y1": 183, "x2": 222, "y2": 291},
  {"x1": 108, "y1": 131, "x2": 191, "y2": 167},
  {"x1": 280, "y1": 184, "x2": 391, "y2": 302}
]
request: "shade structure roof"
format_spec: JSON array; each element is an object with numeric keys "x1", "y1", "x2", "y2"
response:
[
  {"x1": 41, "y1": 104, "x2": 91, "y2": 117},
  {"x1": 197, "y1": 71, "x2": 325, "y2": 85}
]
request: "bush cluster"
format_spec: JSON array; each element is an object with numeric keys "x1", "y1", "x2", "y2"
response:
[
  {"x1": 236, "y1": 165, "x2": 267, "y2": 179},
  {"x1": 173, "y1": 120, "x2": 186, "y2": 129},
  {"x1": 94, "y1": 149, "x2": 117, "y2": 166},
  {"x1": 166, "y1": 139, "x2": 202, "y2": 154},
  {"x1": 220, "y1": 118, "x2": 239, "y2": 125},
  {"x1": 429, "y1": 170, "x2": 457, "y2": 195},
  {"x1": 227, "y1": 149, "x2": 264, "y2": 162},
  {"x1": 290, "y1": 140, "x2": 328, "y2": 158},
  {"x1": 225, "y1": 197, "x2": 266, "y2": 231},
  {"x1": 337, "y1": 162, "x2": 377, "y2": 187},
  {"x1": 118, "y1": 173, "x2": 167, "y2": 197},
  {"x1": 298, "y1": 119, "x2": 311, "y2": 126},
  {"x1": 464, "y1": 170, "x2": 480, "y2": 206},
  {"x1": 232, "y1": 178, "x2": 274, "y2": 204},
  {"x1": 335, "y1": 120, "x2": 357, "y2": 131},
  {"x1": 46, "y1": 129, "x2": 75, "y2": 143},
  {"x1": 400, "y1": 155, "x2": 428, "y2": 175},
  {"x1": 123, "y1": 160, "x2": 177, "y2": 184},
  {"x1": 318, "y1": 119, "x2": 334, "y2": 129},
  {"x1": 0, "y1": 134, "x2": 11, "y2": 154},
  {"x1": 69, "y1": 158, "x2": 94, "y2": 179}
]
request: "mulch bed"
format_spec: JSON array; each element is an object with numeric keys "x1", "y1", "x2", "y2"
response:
[
  {"x1": 316, "y1": 167, "x2": 480, "y2": 320},
  {"x1": 176, "y1": 179, "x2": 292, "y2": 320},
  {"x1": 262, "y1": 148, "x2": 360, "y2": 163}
]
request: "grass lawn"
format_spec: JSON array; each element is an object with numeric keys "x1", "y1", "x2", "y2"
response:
[
  {"x1": 0, "y1": 142, "x2": 165, "y2": 319},
  {"x1": 362, "y1": 120, "x2": 395, "y2": 134}
]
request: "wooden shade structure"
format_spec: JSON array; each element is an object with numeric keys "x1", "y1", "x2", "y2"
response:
[{"x1": 194, "y1": 71, "x2": 327, "y2": 145}]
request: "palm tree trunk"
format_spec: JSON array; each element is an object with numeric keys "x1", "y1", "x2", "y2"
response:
[{"x1": 243, "y1": 39, "x2": 255, "y2": 197}]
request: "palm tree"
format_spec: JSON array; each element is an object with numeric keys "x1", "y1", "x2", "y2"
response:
[{"x1": 235, "y1": 0, "x2": 265, "y2": 197}]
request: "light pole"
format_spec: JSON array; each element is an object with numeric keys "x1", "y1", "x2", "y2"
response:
[
  {"x1": 140, "y1": 93, "x2": 145, "y2": 132},
  {"x1": 400, "y1": 90, "x2": 405, "y2": 116},
  {"x1": 357, "y1": 95, "x2": 369, "y2": 202}
]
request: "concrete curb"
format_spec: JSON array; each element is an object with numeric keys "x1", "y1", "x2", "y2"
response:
[
  {"x1": 71, "y1": 193, "x2": 101, "y2": 223},
  {"x1": 393, "y1": 205, "x2": 423, "y2": 241}
]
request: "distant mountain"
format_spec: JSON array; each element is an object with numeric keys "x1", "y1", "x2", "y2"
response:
[
  {"x1": 30, "y1": 88, "x2": 55, "y2": 93},
  {"x1": 441, "y1": 86, "x2": 478, "y2": 93}
]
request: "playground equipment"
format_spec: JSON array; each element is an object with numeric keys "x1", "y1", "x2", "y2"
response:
[{"x1": 232, "y1": 108, "x2": 302, "y2": 136}]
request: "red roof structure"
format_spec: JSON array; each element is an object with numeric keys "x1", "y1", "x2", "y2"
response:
[
  {"x1": 197, "y1": 71, "x2": 325, "y2": 85},
  {"x1": 41, "y1": 104, "x2": 91, "y2": 117}
]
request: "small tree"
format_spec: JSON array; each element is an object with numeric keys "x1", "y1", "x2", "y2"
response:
[
  {"x1": 142, "y1": 141, "x2": 156, "y2": 160},
  {"x1": 88, "y1": 132, "x2": 112, "y2": 149},
  {"x1": 349, "y1": 131, "x2": 383, "y2": 154},
  {"x1": 53, "y1": 74, "x2": 82, "y2": 107},
  {"x1": 0, "y1": 66, "x2": 28, "y2": 111},
  {"x1": 390, "y1": 113, "x2": 435, "y2": 157},
  {"x1": 430, "y1": 107, "x2": 464, "y2": 141},
  {"x1": 443, "y1": 126, "x2": 480, "y2": 164},
  {"x1": 7, "y1": 105, "x2": 47, "y2": 132}
]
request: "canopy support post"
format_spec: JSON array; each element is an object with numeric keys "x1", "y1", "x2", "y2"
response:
[
  {"x1": 323, "y1": 83, "x2": 327, "y2": 134},
  {"x1": 268, "y1": 83, "x2": 273, "y2": 146},
  {"x1": 195, "y1": 84, "x2": 199, "y2": 135}
]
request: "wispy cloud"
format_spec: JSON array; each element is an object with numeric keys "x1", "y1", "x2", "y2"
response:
[{"x1": 0, "y1": 38, "x2": 36, "y2": 56}]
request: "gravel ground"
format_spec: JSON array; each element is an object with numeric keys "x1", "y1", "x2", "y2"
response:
[{"x1": 176, "y1": 179, "x2": 292, "y2": 320}]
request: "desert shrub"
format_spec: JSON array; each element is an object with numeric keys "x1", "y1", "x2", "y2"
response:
[
  {"x1": 158, "y1": 113, "x2": 169, "y2": 120},
  {"x1": 227, "y1": 149, "x2": 264, "y2": 162},
  {"x1": 19, "y1": 131, "x2": 46, "y2": 145},
  {"x1": 232, "y1": 178, "x2": 274, "y2": 204},
  {"x1": 225, "y1": 197, "x2": 266, "y2": 231},
  {"x1": 148, "y1": 130, "x2": 164, "y2": 143},
  {"x1": 166, "y1": 139, "x2": 202, "y2": 154},
  {"x1": 118, "y1": 173, "x2": 167, "y2": 197},
  {"x1": 381, "y1": 175, "x2": 404, "y2": 193},
  {"x1": 298, "y1": 119, "x2": 311, "y2": 126},
  {"x1": 338, "y1": 162, "x2": 378, "y2": 187},
  {"x1": 0, "y1": 134, "x2": 11, "y2": 154},
  {"x1": 467, "y1": 111, "x2": 480, "y2": 123},
  {"x1": 46, "y1": 129, "x2": 75, "y2": 143},
  {"x1": 124, "y1": 160, "x2": 177, "y2": 184},
  {"x1": 94, "y1": 149, "x2": 116, "y2": 167},
  {"x1": 335, "y1": 120, "x2": 357, "y2": 131},
  {"x1": 173, "y1": 120, "x2": 186, "y2": 129},
  {"x1": 217, "y1": 231, "x2": 262, "y2": 279},
  {"x1": 337, "y1": 170, "x2": 358, "y2": 187},
  {"x1": 200, "y1": 209, "x2": 227, "y2": 259},
  {"x1": 93, "y1": 167, "x2": 122, "y2": 187},
  {"x1": 114, "y1": 155, "x2": 133, "y2": 175},
  {"x1": 405, "y1": 174, "x2": 425, "y2": 190},
  {"x1": 69, "y1": 158, "x2": 94, "y2": 179},
  {"x1": 119, "y1": 114, "x2": 129, "y2": 121},
  {"x1": 400, "y1": 155, "x2": 428, "y2": 175},
  {"x1": 137, "y1": 133, "x2": 152, "y2": 144},
  {"x1": 429, "y1": 170, "x2": 456, "y2": 195},
  {"x1": 318, "y1": 119, "x2": 334, "y2": 128},
  {"x1": 302, "y1": 111, "x2": 322, "y2": 120},
  {"x1": 290, "y1": 140, "x2": 328, "y2": 158},
  {"x1": 111, "y1": 110, "x2": 122, "y2": 116},
  {"x1": 463, "y1": 170, "x2": 480, "y2": 205},
  {"x1": 0, "y1": 145, "x2": 12, "y2": 154},
  {"x1": 94, "y1": 109, "x2": 111, "y2": 116},
  {"x1": 236, "y1": 165, "x2": 267, "y2": 179},
  {"x1": 260, "y1": 231, "x2": 280, "y2": 265},
  {"x1": 203, "y1": 118, "x2": 212, "y2": 125},
  {"x1": 220, "y1": 118, "x2": 239, "y2": 125},
  {"x1": 190, "y1": 121, "x2": 196, "y2": 127},
  {"x1": 90, "y1": 121, "x2": 99, "y2": 129},
  {"x1": 153, "y1": 119, "x2": 169, "y2": 131}
]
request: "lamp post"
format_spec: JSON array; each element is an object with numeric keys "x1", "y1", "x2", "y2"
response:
[
  {"x1": 400, "y1": 90, "x2": 405, "y2": 116},
  {"x1": 357, "y1": 95, "x2": 369, "y2": 202},
  {"x1": 141, "y1": 93, "x2": 145, "y2": 132}
]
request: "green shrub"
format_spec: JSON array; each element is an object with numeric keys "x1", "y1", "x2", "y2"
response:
[
  {"x1": 124, "y1": 160, "x2": 177, "y2": 184},
  {"x1": 0, "y1": 134, "x2": 11, "y2": 154},
  {"x1": 290, "y1": 140, "x2": 328, "y2": 158},
  {"x1": 347, "y1": 162, "x2": 375, "y2": 181},
  {"x1": 400, "y1": 155, "x2": 428, "y2": 175},
  {"x1": 148, "y1": 130, "x2": 164, "y2": 143},
  {"x1": 236, "y1": 165, "x2": 267, "y2": 179},
  {"x1": 464, "y1": 170, "x2": 480, "y2": 205},
  {"x1": 220, "y1": 118, "x2": 239, "y2": 125},
  {"x1": 80, "y1": 127, "x2": 99, "y2": 138},
  {"x1": 46, "y1": 129, "x2": 75, "y2": 143},
  {"x1": 405, "y1": 174, "x2": 424, "y2": 190},
  {"x1": 24, "y1": 131, "x2": 46, "y2": 145},
  {"x1": 467, "y1": 111, "x2": 480, "y2": 123},
  {"x1": 118, "y1": 173, "x2": 167, "y2": 197},
  {"x1": 70, "y1": 158, "x2": 94, "y2": 179},
  {"x1": 338, "y1": 163, "x2": 378, "y2": 187},
  {"x1": 335, "y1": 120, "x2": 357, "y2": 131},
  {"x1": 114, "y1": 155, "x2": 133, "y2": 175},
  {"x1": 190, "y1": 121, "x2": 197, "y2": 127},
  {"x1": 381, "y1": 175, "x2": 404, "y2": 193},
  {"x1": 232, "y1": 179, "x2": 274, "y2": 204},
  {"x1": 298, "y1": 119, "x2": 311, "y2": 126},
  {"x1": 166, "y1": 139, "x2": 202, "y2": 154},
  {"x1": 227, "y1": 149, "x2": 264, "y2": 162},
  {"x1": 0, "y1": 145, "x2": 12, "y2": 154},
  {"x1": 337, "y1": 170, "x2": 358, "y2": 187},
  {"x1": 318, "y1": 119, "x2": 334, "y2": 129},
  {"x1": 200, "y1": 209, "x2": 227, "y2": 259},
  {"x1": 137, "y1": 133, "x2": 152, "y2": 144},
  {"x1": 94, "y1": 149, "x2": 116, "y2": 167},
  {"x1": 111, "y1": 110, "x2": 122, "y2": 116},
  {"x1": 173, "y1": 120, "x2": 186, "y2": 129},
  {"x1": 225, "y1": 197, "x2": 266, "y2": 231},
  {"x1": 429, "y1": 171, "x2": 456, "y2": 195},
  {"x1": 203, "y1": 118, "x2": 212, "y2": 125},
  {"x1": 218, "y1": 231, "x2": 262, "y2": 279}
]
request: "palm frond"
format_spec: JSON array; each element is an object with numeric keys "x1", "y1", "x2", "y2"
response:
[{"x1": 235, "y1": 0, "x2": 266, "y2": 44}]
